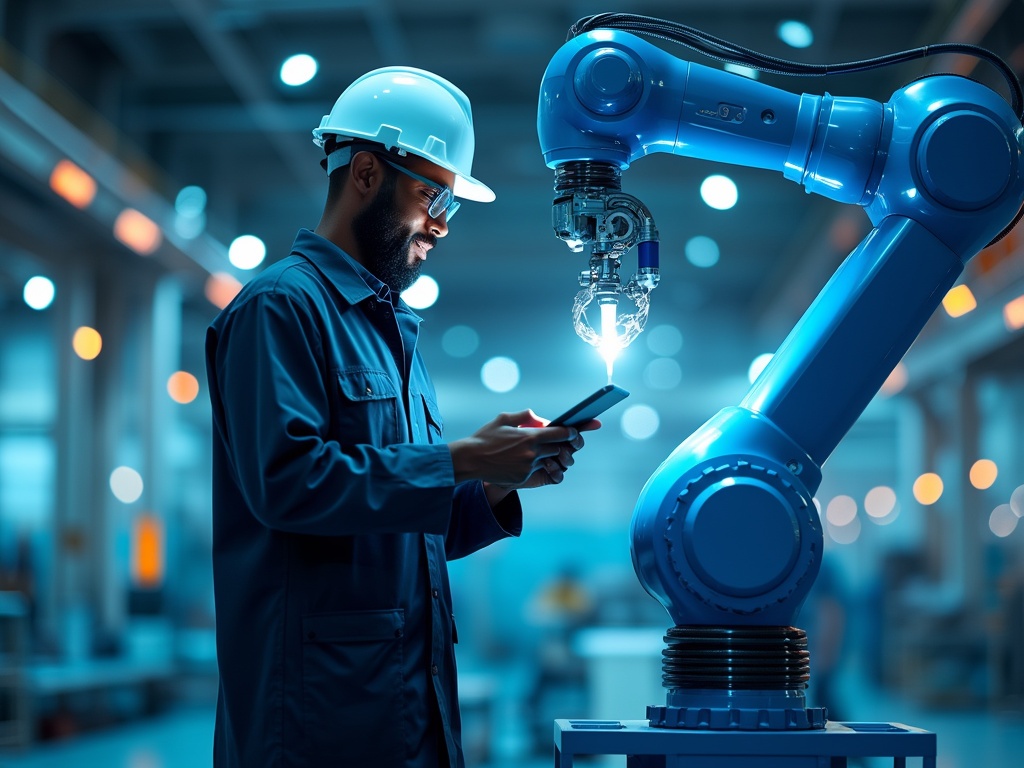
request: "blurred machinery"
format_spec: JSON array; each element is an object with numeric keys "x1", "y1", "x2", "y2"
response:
[{"x1": 537, "y1": 13, "x2": 1024, "y2": 767}]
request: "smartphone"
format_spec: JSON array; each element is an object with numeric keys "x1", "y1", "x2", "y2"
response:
[{"x1": 549, "y1": 384, "x2": 630, "y2": 427}]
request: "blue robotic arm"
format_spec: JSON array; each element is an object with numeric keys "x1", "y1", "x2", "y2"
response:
[{"x1": 539, "y1": 25, "x2": 1024, "y2": 729}]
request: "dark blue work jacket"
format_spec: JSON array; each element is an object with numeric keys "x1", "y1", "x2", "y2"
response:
[{"x1": 205, "y1": 229, "x2": 522, "y2": 767}]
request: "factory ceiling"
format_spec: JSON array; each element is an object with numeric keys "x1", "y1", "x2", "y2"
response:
[{"x1": 0, "y1": 0, "x2": 1022, "y2": 440}]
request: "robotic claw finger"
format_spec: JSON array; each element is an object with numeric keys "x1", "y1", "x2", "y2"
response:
[{"x1": 538, "y1": 13, "x2": 1024, "y2": 767}]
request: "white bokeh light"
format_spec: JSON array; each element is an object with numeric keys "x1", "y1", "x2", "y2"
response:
[
  {"x1": 700, "y1": 175, "x2": 738, "y2": 210},
  {"x1": 990, "y1": 504, "x2": 1018, "y2": 538},
  {"x1": 1010, "y1": 484, "x2": 1024, "y2": 518},
  {"x1": 23, "y1": 276, "x2": 56, "y2": 310},
  {"x1": 480, "y1": 356, "x2": 519, "y2": 393},
  {"x1": 621, "y1": 404, "x2": 660, "y2": 440},
  {"x1": 229, "y1": 235, "x2": 267, "y2": 270},
  {"x1": 401, "y1": 275, "x2": 439, "y2": 309},
  {"x1": 827, "y1": 516, "x2": 861, "y2": 545},
  {"x1": 826, "y1": 495, "x2": 858, "y2": 527},
  {"x1": 280, "y1": 54, "x2": 319, "y2": 86},
  {"x1": 110, "y1": 466, "x2": 144, "y2": 504},
  {"x1": 748, "y1": 353, "x2": 774, "y2": 384},
  {"x1": 864, "y1": 486, "x2": 897, "y2": 519}
]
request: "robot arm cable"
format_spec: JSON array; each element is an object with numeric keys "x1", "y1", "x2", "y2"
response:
[{"x1": 568, "y1": 13, "x2": 1023, "y2": 122}]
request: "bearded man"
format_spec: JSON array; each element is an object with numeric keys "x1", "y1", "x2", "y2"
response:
[{"x1": 204, "y1": 67, "x2": 598, "y2": 768}]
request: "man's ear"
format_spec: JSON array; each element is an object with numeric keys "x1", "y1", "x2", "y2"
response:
[{"x1": 349, "y1": 151, "x2": 381, "y2": 197}]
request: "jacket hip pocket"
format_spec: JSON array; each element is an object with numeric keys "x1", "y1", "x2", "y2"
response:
[{"x1": 301, "y1": 609, "x2": 405, "y2": 765}]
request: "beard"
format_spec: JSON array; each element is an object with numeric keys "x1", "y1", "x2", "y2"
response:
[{"x1": 351, "y1": 173, "x2": 435, "y2": 294}]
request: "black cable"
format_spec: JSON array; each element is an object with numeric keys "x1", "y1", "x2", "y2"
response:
[{"x1": 568, "y1": 13, "x2": 1023, "y2": 122}]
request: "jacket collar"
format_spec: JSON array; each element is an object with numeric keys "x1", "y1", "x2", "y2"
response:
[{"x1": 291, "y1": 228, "x2": 421, "y2": 320}]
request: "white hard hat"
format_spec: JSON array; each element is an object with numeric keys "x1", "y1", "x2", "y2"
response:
[{"x1": 312, "y1": 66, "x2": 494, "y2": 203}]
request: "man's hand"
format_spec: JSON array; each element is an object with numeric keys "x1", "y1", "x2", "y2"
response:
[{"x1": 449, "y1": 409, "x2": 600, "y2": 502}]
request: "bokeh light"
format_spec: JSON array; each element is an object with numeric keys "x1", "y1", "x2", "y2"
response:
[
  {"x1": 969, "y1": 459, "x2": 998, "y2": 490},
  {"x1": 826, "y1": 495, "x2": 858, "y2": 527},
  {"x1": 167, "y1": 371, "x2": 200, "y2": 404},
  {"x1": 110, "y1": 466, "x2": 144, "y2": 504},
  {"x1": 72, "y1": 326, "x2": 102, "y2": 360},
  {"x1": 777, "y1": 20, "x2": 814, "y2": 48},
  {"x1": 748, "y1": 353, "x2": 773, "y2": 384},
  {"x1": 229, "y1": 235, "x2": 266, "y2": 270},
  {"x1": 480, "y1": 356, "x2": 519, "y2": 393},
  {"x1": 864, "y1": 486, "x2": 897, "y2": 519},
  {"x1": 23, "y1": 276, "x2": 56, "y2": 310},
  {"x1": 442, "y1": 325, "x2": 479, "y2": 358},
  {"x1": 645, "y1": 324, "x2": 683, "y2": 357},
  {"x1": 402, "y1": 275, "x2": 439, "y2": 309},
  {"x1": 684, "y1": 236, "x2": 720, "y2": 268},
  {"x1": 989, "y1": 504, "x2": 1018, "y2": 538},
  {"x1": 700, "y1": 175, "x2": 738, "y2": 210},
  {"x1": 280, "y1": 53, "x2": 318, "y2": 86},
  {"x1": 913, "y1": 473, "x2": 944, "y2": 505},
  {"x1": 643, "y1": 358, "x2": 682, "y2": 390},
  {"x1": 621, "y1": 404, "x2": 660, "y2": 440}
]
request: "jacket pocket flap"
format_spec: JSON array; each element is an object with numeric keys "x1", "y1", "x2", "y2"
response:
[
  {"x1": 421, "y1": 393, "x2": 443, "y2": 432},
  {"x1": 336, "y1": 368, "x2": 397, "y2": 402},
  {"x1": 303, "y1": 609, "x2": 403, "y2": 643}
]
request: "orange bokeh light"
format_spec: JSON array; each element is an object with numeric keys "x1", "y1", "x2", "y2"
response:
[
  {"x1": 969, "y1": 459, "x2": 998, "y2": 490},
  {"x1": 49, "y1": 159, "x2": 97, "y2": 209},
  {"x1": 114, "y1": 208, "x2": 162, "y2": 255},
  {"x1": 1005, "y1": 294, "x2": 1024, "y2": 331},
  {"x1": 205, "y1": 272, "x2": 242, "y2": 309},
  {"x1": 131, "y1": 513, "x2": 164, "y2": 588},
  {"x1": 941, "y1": 284, "x2": 977, "y2": 318},
  {"x1": 167, "y1": 371, "x2": 200, "y2": 404},
  {"x1": 72, "y1": 326, "x2": 102, "y2": 360},
  {"x1": 913, "y1": 473, "x2": 944, "y2": 505},
  {"x1": 879, "y1": 362, "x2": 908, "y2": 396}
]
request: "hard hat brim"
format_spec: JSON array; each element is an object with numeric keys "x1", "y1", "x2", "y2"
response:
[{"x1": 454, "y1": 175, "x2": 495, "y2": 203}]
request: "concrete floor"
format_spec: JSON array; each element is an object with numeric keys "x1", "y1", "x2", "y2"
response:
[{"x1": 0, "y1": 669, "x2": 1021, "y2": 767}]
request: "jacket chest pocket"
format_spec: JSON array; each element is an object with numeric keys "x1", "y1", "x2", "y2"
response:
[
  {"x1": 334, "y1": 368, "x2": 401, "y2": 445},
  {"x1": 419, "y1": 393, "x2": 444, "y2": 444}
]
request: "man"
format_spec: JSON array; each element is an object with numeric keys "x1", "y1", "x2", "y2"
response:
[{"x1": 205, "y1": 66, "x2": 599, "y2": 767}]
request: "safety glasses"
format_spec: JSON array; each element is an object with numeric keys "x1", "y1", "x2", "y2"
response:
[{"x1": 375, "y1": 154, "x2": 460, "y2": 222}]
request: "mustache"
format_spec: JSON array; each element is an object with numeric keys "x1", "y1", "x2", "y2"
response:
[{"x1": 411, "y1": 233, "x2": 436, "y2": 249}]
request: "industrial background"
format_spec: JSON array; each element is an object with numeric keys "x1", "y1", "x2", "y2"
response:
[{"x1": 0, "y1": 0, "x2": 1022, "y2": 766}]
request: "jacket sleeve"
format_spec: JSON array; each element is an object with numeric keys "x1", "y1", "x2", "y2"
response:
[
  {"x1": 445, "y1": 482, "x2": 523, "y2": 561},
  {"x1": 207, "y1": 289, "x2": 455, "y2": 536}
]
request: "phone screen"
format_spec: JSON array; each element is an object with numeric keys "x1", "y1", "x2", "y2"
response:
[{"x1": 549, "y1": 384, "x2": 630, "y2": 426}]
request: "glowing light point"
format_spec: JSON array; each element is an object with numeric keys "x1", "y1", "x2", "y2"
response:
[
  {"x1": 402, "y1": 275, "x2": 439, "y2": 309},
  {"x1": 913, "y1": 472, "x2": 944, "y2": 505},
  {"x1": 280, "y1": 54, "x2": 318, "y2": 87},
  {"x1": 24, "y1": 276, "x2": 56, "y2": 310},
  {"x1": 229, "y1": 235, "x2": 266, "y2": 270},
  {"x1": 598, "y1": 301, "x2": 621, "y2": 382},
  {"x1": 110, "y1": 466, "x2": 144, "y2": 504},
  {"x1": 969, "y1": 459, "x2": 998, "y2": 490},
  {"x1": 73, "y1": 326, "x2": 102, "y2": 360},
  {"x1": 700, "y1": 175, "x2": 738, "y2": 210}
]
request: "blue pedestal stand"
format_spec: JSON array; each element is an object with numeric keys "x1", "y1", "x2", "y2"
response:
[{"x1": 554, "y1": 719, "x2": 936, "y2": 768}]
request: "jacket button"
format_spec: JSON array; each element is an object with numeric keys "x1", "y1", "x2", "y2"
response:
[
  {"x1": 431, "y1": 664, "x2": 438, "y2": 675},
  {"x1": 365, "y1": 386, "x2": 372, "y2": 395},
  {"x1": 432, "y1": 588, "x2": 439, "y2": 599}
]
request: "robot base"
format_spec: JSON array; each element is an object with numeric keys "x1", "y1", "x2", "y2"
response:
[{"x1": 553, "y1": 719, "x2": 936, "y2": 768}]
